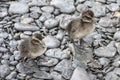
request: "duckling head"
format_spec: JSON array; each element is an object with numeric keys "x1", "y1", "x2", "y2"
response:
[
  {"x1": 82, "y1": 10, "x2": 94, "y2": 23},
  {"x1": 31, "y1": 33, "x2": 45, "y2": 47}
]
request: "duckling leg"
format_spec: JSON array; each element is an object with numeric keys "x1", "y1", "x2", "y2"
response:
[{"x1": 72, "y1": 39, "x2": 86, "y2": 54}]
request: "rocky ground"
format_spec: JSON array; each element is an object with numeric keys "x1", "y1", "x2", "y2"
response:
[{"x1": 0, "y1": 0, "x2": 120, "y2": 80}]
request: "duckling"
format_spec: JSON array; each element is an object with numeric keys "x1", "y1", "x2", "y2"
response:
[
  {"x1": 18, "y1": 33, "x2": 47, "y2": 59},
  {"x1": 66, "y1": 10, "x2": 94, "y2": 54}
]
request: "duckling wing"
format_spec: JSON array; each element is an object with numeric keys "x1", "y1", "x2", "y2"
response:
[{"x1": 18, "y1": 40, "x2": 30, "y2": 57}]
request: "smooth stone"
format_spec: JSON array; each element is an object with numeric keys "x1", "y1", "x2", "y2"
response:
[
  {"x1": 9, "y1": 40, "x2": 18, "y2": 49},
  {"x1": 16, "y1": 63, "x2": 34, "y2": 74},
  {"x1": 43, "y1": 35, "x2": 60, "y2": 48},
  {"x1": 114, "y1": 31, "x2": 120, "y2": 40},
  {"x1": 76, "y1": 0, "x2": 85, "y2": 4},
  {"x1": 51, "y1": 72, "x2": 65, "y2": 80},
  {"x1": 2, "y1": 53, "x2": 10, "y2": 60},
  {"x1": 91, "y1": 5, "x2": 106, "y2": 17},
  {"x1": 94, "y1": 46, "x2": 116, "y2": 57},
  {"x1": 55, "y1": 30, "x2": 65, "y2": 40},
  {"x1": 77, "y1": 4, "x2": 88, "y2": 12},
  {"x1": 99, "y1": 17, "x2": 112, "y2": 27},
  {"x1": 30, "y1": 78, "x2": 43, "y2": 80},
  {"x1": 20, "y1": 33, "x2": 30, "y2": 39},
  {"x1": 37, "y1": 57, "x2": 59, "y2": 67},
  {"x1": 14, "y1": 23, "x2": 39, "y2": 31},
  {"x1": 70, "y1": 67, "x2": 90, "y2": 80},
  {"x1": 44, "y1": 18, "x2": 58, "y2": 29},
  {"x1": 1, "y1": 60, "x2": 9, "y2": 65},
  {"x1": 99, "y1": 58, "x2": 110, "y2": 66},
  {"x1": 14, "y1": 51, "x2": 21, "y2": 60},
  {"x1": 107, "y1": 3, "x2": 119, "y2": 11},
  {"x1": 96, "y1": 0, "x2": 106, "y2": 3},
  {"x1": 0, "y1": 64, "x2": 10, "y2": 78},
  {"x1": 51, "y1": 0, "x2": 75, "y2": 13},
  {"x1": 0, "y1": 32, "x2": 8, "y2": 39},
  {"x1": 117, "y1": 0, "x2": 120, "y2": 5},
  {"x1": 45, "y1": 48, "x2": 69, "y2": 59},
  {"x1": 30, "y1": 6, "x2": 42, "y2": 13},
  {"x1": 29, "y1": 0, "x2": 49, "y2": 6},
  {"x1": 105, "y1": 69, "x2": 120, "y2": 80},
  {"x1": 33, "y1": 71, "x2": 52, "y2": 79},
  {"x1": 21, "y1": 18, "x2": 34, "y2": 24},
  {"x1": 54, "y1": 59, "x2": 74, "y2": 79},
  {"x1": 9, "y1": 2, "x2": 28, "y2": 14},
  {"x1": 0, "y1": 8, "x2": 8, "y2": 18},
  {"x1": 115, "y1": 43, "x2": 120, "y2": 54},
  {"x1": 30, "y1": 12, "x2": 39, "y2": 19},
  {"x1": 6, "y1": 71, "x2": 17, "y2": 80},
  {"x1": 23, "y1": 31, "x2": 32, "y2": 35},
  {"x1": 0, "y1": 47, "x2": 8, "y2": 52},
  {"x1": 41, "y1": 6, "x2": 54, "y2": 13},
  {"x1": 56, "y1": 14, "x2": 72, "y2": 29},
  {"x1": 39, "y1": 13, "x2": 54, "y2": 22},
  {"x1": 107, "y1": 0, "x2": 116, "y2": 2},
  {"x1": 0, "y1": 38, "x2": 4, "y2": 44}
]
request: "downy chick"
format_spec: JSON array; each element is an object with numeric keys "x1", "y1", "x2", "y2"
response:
[
  {"x1": 18, "y1": 33, "x2": 47, "y2": 59},
  {"x1": 66, "y1": 10, "x2": 94, "y2": 53},
  {"x1": 66, "y1": 10, "x2": 94, "y2": 39}
]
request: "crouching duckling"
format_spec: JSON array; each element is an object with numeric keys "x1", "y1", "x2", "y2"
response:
[{"x1": 18, "y1": 33, "x2": 47, "y2": 60}]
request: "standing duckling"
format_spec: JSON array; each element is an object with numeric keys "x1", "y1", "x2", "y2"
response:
[
  {"x1": 66, "y1": 10, "x2": 94, "y2": 54},
  {"x1": 18, "y1": 33, "x2": 47, "y2": 59}
]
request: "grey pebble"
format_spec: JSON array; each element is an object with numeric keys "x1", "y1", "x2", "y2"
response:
[
  {"x1": 99, "y1": 57, "x2": 110, "y2": 66},
  {"x1": 54, "y1": 59, "x2": 74, "y2": 79},
  {"x1": 2, "y1": 53, "x2": 10, "y2": 60},
  {"x1": 43, "y1": 35, "x2": 60, "y2": 48},
  {"x1": 41, "y1": 6, "x2": 54, "y2": 13},
  {"x1": 44, "y1": 18, "x2": 58, "y2": 29},
  {"x1": 30, "y1": 6, "x2": 42, "y2": 13},
  {"x1": 51, "y1": 71, "x2": 65, "y2": 80},
  {"x1": 9, "y1": 2, "x2": 29, "y2": 14},
  {"x1": 91, "y1": 5, "x2": 106, "y2": 17},
  {"x1": 37, "y1": 57, "x2": 59, "y2": 67},
  {"x1": 16, "y1": 63, "x2": 33, "y2": 74},
  {"x1": 21, "y1": 18, "x2": 34, "y2": 24},
  {"x1": 77, "y1": 4, "x2": 88, "y2": 12},
  {"x1": 0, "y1": 47, "x2": 8, "y2": 52},
  {"x1": 55, "y1": 30, "x2": 65, "y2": 40},
  {"x1": 56, "y1": 14, "x2": 72, "y2": 29},
  {"x1": 114, "y1": 31, "x2": 120, "y2": 40},
  {"x1": 9, "y1": 40, "x2": 18, "y2": 49},
  {"x1": 0, "y1": 8, "x2": 8, "y2": 18},
  {"x1": 14, "y1": 23, "x2": 39, "y2": 31},
  {"x1": 6, "y1": 71, "x2": 17, "y2": 80},
  {"x1": 70, "y1": 67, "x2": 90, "y2": 80},
  {"x1": 39, "y1": 13, "x2": 54, "y2": 22},
  {"x1": 33, "y1": 71, "x2": 52, "y2": 79},
  {"x1": 30, "y1": 12, "x2": 39, "y2": 19},
  {"x1": 51, "y1": 0, "x2": 75, "y2": 13},
  {"x1": 107, "y1": 3, "x2": 119, "y2": 11},
  {"x1": 45, "y1": 48, "x2": 69, "y2": 59},
  {"x1": 96, "y1": 0, "x2": 106, "y2": 3},
  {"x1": 0, "y1": 32, "x2": 8, "y2": 39},
  {"x1": 14, "y1": 51, "x2": 21, "y2": 60},
  {"x1": 0, "y1": 64, "x2": 10, "y2": 78},
  {"x1": 94, "y1": 46, "x2": 116, "y2": 57},
  {"x1": 1, "y1": 60, "x2": 9, "y2": 65}
]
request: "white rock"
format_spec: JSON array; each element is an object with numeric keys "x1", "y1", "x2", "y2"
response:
[
  {"x1": 45, "y1": 48, "x2": 69, "y2": 59},
  {"x1": 70, "y1": 67, "x2": 90, "y2": 80},
  {"x1": 114, "y1": 31, "x2": 120, "y2": 40},
  {"x1": 9, "y1": 2, "x2": 29, "y2": 14},
  {"x1": 41, "y1": 6, "x2": 54, "y2": 13},
  {"x1": 43, "y1": 35, "x2": 60, "y2": 48},
  {"x1": 56, "y1": 14, "x2": 72, "y2": 29},
  {"x1": 14, "y1": 23, "x2": 39, "y2": 31},
  {"x1": 94, "y1": 46, "x2": 116, "y2": 57},
  {"x1": 51, "y1": 0, "x2": 75, "y2": 13},
  {"x1": 44, "y1": 18, "x2": 58, "y2": 29}
]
